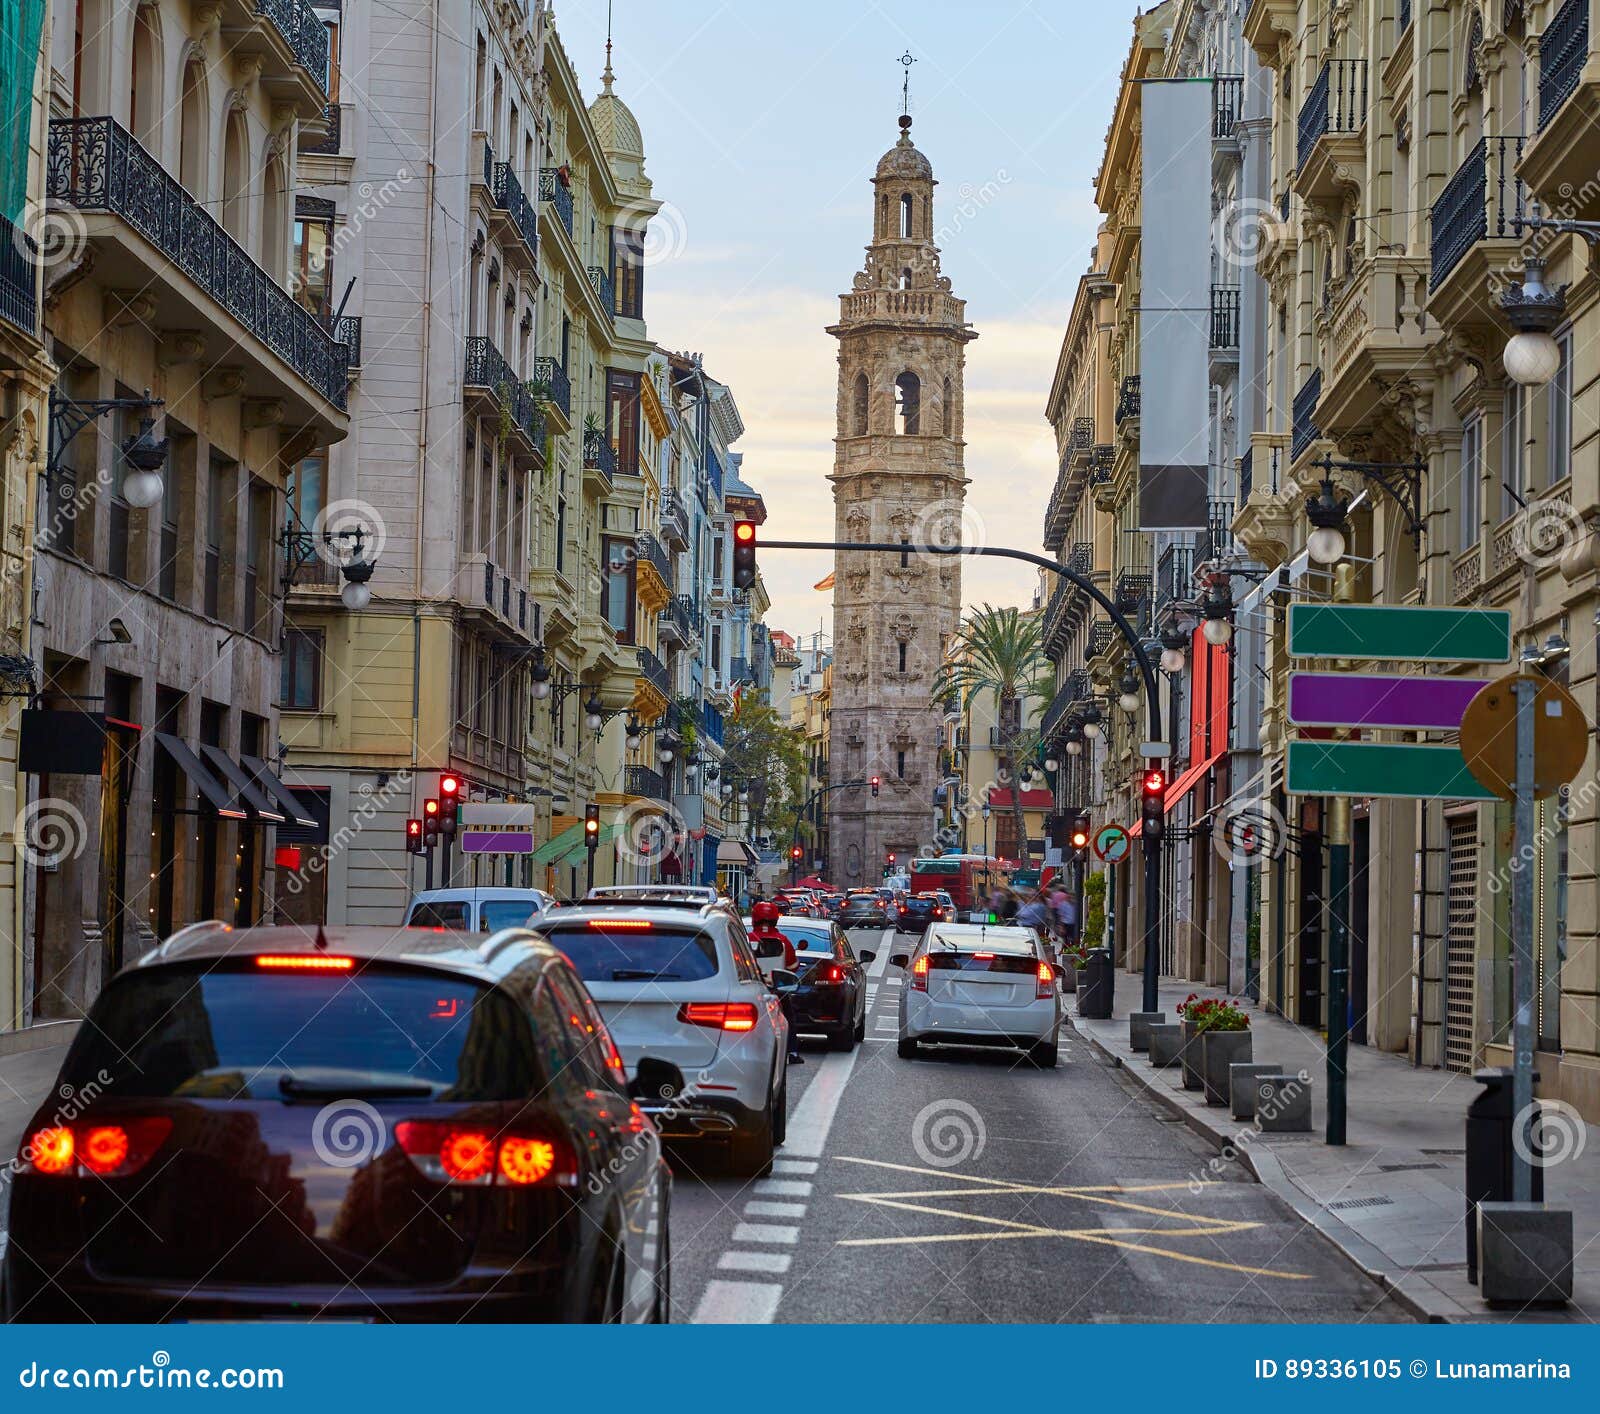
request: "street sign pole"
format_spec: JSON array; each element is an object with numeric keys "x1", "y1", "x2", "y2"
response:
[
  {"x1": 424, "y1": 842, "x2": 434, "y2": 892},
  {"x1": 1326, "y1": 794, "x2": 1350, "y2": 1146},
  {"x1": 586, "y1": 837, "x2": 598, "y2": 894},
  {"x1": 1511, "y1": 675, "x2": 1537, "y2": 1202}
]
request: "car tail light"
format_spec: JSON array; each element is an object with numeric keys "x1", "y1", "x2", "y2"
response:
[
  {"x1": 255, "y1": 954, "x2": 354, "y2": 972},
  {"x1": 1036, "y1": 961, "x2": 1055, "y2": 999},
  {"x1": 821, "y1": 964, "x2": 844, "y2": 984},
  {"x1": 22, "y1": 1117, "x2": 173, "y2": 1178},
  {"x1": 592, "y1": 919, "x2": 653, "y2": 930},
  {"x1": 973, "y1": 951, "x2": 995, "y2": 960},
  {"x1": 911, "y1": 955, "x2": 930, "y2": 992},
  {"x1": 898, "y1": 905, "x2": 908, "y2": 914},
  {"x1": 396, "y1": 1121, "x2": 576, "y2": 1187},
  {"x1": 678, "y1": 1002, "x2": 759, "y2": 1032}
]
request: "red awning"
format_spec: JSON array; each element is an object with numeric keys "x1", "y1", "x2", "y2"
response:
[
  {"x1": 985, "y1": 787, "x2": 1054, "y2": 810},
  {"x1": 1128, "y1": 750, "x2": 1227, "y2": 839}
]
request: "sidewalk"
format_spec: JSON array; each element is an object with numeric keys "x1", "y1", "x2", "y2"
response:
[{"x1": 1072, "y1": 972, "x2": 1600, "y2": 1322}]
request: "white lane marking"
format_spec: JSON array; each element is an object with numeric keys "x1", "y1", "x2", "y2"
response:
[
  {"x1": 745, "y1": 1200, "x2": 807, "y2": 1218},
  {"x1": 719, "y1": 1250, "x2": 793, "y2": 1274},
  {"x1": 691, "y1": 1279, "x2": 783, "y2": 1324},
  {"x1": 773, "y1": 1158, "x2": 818, "y2": 1174},
  {"x1": 783, "y1": 1045, "x2": 864, "y2": 1158},
  {"x1": 752, "y1": 1178, "x2": 814, "y2": 1197},
  {"x1": 732, "y1": 1222, "x2": 800, "y2": 1245}
]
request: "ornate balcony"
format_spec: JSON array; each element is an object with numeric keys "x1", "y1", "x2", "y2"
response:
[
  {"x1": 1085, "y1": 619, "x2": 1116, "y2": 663},
  {"x1": 1315, "y1": 254, "x2": 1431, "y2": 437},
  {"x1": 588, "y1": 265, "x2": 616, "y2": 324},
  {"x1": 223, "y1": 0, "x2": 330, "y2": 117},
  {"x1": 633, "y1": 529, "x2": 671, "y2": 605},
  {"x1": 47, "y1": 116, "x2": 347, "y2": 423},
  {"x1": 583, "y1": 427, "x2": 616, "y2": 492},
  {"x1": 1157, "y1": 542, "x2": 1196, "y2": 610},
  {"x1": 1233, "y1": 432, "x2": 1296, "y2": 569},
  {"x1": 298, "y1": 101, "x2": 342, "y2": 157},
  {"x1": 658, "y1": 593, "x2": 695, "y2": 648},
  {"x1": 491, "y1": 163, "x2": 538, "y2": 267},
  {"x1": 538, "y1": 167, "x2": 575, "y2": 239},
  {"x1": 1429, "y1": 136, "x2": 1527, "y2": 332},
  {"x1": 334, "y1": 315, "x2": 360, "y2": 372},
  {"x1": 1295, "y1": 59, "x2": 1366, "y2": 202},
  {"x1": 625, "y1": 764, "x2": 669, "y2": 802},
  {"x1": 658, "y1": 489, "x2": 690, "y2": 550},
  {"x1": 533, "y1": 355, "x2": 571, "y2": 425},
  {"x1": 463, "y1": 336, "x2": 545, "y2": 462},
  {"x1": 1213, "y1": 76, "x2": 1243, "y2": 141},
  {"x1": 1518, "y1": 0, "x2": 1596, "y2": 200},
  {"x1": 1040, "y1": 668, "x2": 1090, "y2": 742},
  {"x1": 635, "y1": 644, "x2": 670, "y2": 696},
  {"x1": 1209, "y1": 283, "x2": 1240, "y2": 385},
  {"x1": 1197, "y1": 497, "x2": 1240, "y2": 568},
  {"x1": 1291, "y1": 367, "x2": 1322, "y2": 464},
  {"x1": 0, "y1": 211, "x2": 37, "y2": 337},
  {"x1": 1115, "y1": 374, "x2": 1141, "y2": 427}
]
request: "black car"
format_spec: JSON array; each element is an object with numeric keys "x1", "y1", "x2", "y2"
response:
[
  {"x1": 775, "y1": 919, "x2": 875, "y2": 1050},
  {"x1": 2, "y1": 924, "x2": 675, "y2": 1323},
  {"x1": 838, "y1": 890, "x2": 891, "y2": 928},
  {"x1": 894, "y1": 892, "x2": 943, "y2": 933}
]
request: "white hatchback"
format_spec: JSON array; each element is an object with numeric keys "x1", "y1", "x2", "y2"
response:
[{"x1": 891, "y1": 922, "x2": 1061, "y2": 1067}]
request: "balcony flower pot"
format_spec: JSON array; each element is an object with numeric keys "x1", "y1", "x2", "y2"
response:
[{"x1": 1201, "y1": 1028, "x2": 1253, "y2": 1107}]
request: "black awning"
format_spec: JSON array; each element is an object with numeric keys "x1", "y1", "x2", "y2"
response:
[
  {"x1": 153, "y1": 733, "x2": 248, "y2": 820},
  {"x1": 241, "y1": 753, "x2": 318, "y2": 829},
  {"x1": 199, "y1": 744, "x2": 286, "y2": 824}
]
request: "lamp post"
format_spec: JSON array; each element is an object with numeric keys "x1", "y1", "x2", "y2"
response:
[{"x1": 980, "y1": 800, "x2": 991, "y2": 861}]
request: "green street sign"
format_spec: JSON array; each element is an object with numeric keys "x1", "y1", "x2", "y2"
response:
[
  {"x1": 1287, "y1": 604, "x2": 1511, "y2": 663},
  {"x1": 1286, "y1": 740, "x2": 1499, "y2": 801}
]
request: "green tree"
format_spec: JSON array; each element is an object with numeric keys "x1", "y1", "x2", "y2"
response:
[
  {"x1": 935, "y1": 604, "x2": 1051, "y2": 867},
  {"x1": 723, "y1": 698, "x2": 807, "y2": 850}
]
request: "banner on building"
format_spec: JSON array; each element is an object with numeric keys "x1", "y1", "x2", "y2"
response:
[{"x1": 1138, "y1": 79, "x2": 1213, "y2": 531}]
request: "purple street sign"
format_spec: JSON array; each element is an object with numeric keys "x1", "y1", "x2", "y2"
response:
[
  {"x1": 1288, "y1": 672, "x2": 1491, "y2": 731},
  {"x1": 461, "y1": 829, "x2": 535, "y2": 854}
]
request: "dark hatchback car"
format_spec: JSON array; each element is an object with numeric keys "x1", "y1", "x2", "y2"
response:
[
  {"x1": 837, "y1": 890, "x2": 891, "y2": 928},
  {"x1": 772, "y1": 918, "x2": 875, "y2": 1051},
  {"x1": 894, "y1": 892, "x2": 944, "y2": 933},
  {"x1": 2, "y1": 924, "x2": 674, "y2": 1324}
]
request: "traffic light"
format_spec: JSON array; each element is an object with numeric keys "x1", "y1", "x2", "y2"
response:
[
  {"x1": 1140, "y1": 768, "x2": 1167, "y2": 842},
  {"x1": 732, "y1": 519, "x2": 758, "y2": 589},
  {"x1": 405, "y1": 818, "x2": 424, "y2": 854},
  {"x1": 869, "y1": 774, "x2": 881, "y2": 799},
  {"x1": 422, "y1": 797, "x2": 441, "y2": 845},
  {"x1": 887, "y1": 851, "x2": 896, "y2": 866},
  {"x1": 790, "y1": 844, "x2": 803, "y2": 861},
  {"x1": 584, "y1": 802, "x2": 601, "y2": 846},
  {"x1": 1069, "y1": 814, "x2": 1091, "y2": 855},
  {"x1": 439, "y1": 773, "x2": 462, "y2": 834}
]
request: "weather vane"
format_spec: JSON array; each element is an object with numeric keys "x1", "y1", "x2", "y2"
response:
[{"x1": 899, "y1": 50, "x2": 915, "y2": 117}]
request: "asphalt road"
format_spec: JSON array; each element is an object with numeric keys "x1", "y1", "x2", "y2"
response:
[{"x1": 666, "y1": 928, "x2": 1412, "y2": 1324}]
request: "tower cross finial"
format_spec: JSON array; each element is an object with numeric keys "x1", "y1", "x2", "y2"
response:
[
  {"x1": 899, "y1": 50, "x2": 915, "y2": 118},
  {"x1": 603, "y1": 0, "x2": 615, "y2": 92}
]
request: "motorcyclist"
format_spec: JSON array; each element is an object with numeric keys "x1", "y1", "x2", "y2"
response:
[{"x1": 749, "y1": 900, "x2": 803, "y2": 1065}]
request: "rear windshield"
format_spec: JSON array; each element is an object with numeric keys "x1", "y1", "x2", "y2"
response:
[
  {"x1": 776, "y1": 923, "x2": 833, "y2": 953},
  {"x1": 925, "y1": 953, "x2": 1040, "y2": 974},
  {"x1": 480, "y1": 899, "x2": 541, "y2": 930},
  {"x1": 61, "y1": 965, "x2": 541, "y2": 1100},
  {"x1": 544, "y1": 923, "x2": 718, "y2": 982},
  {"x1": 407, "y1": 900, "x2": 469, "y2": 929}
]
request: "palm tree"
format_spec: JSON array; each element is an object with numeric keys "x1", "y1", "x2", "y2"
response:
[{"x1": 935, "y1": 604, "x2": 1051, "y2": 868}]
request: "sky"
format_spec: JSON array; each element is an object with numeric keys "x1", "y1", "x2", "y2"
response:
[{"x1": 553, "y1": 0, "x2": 1145, "y2": 645}]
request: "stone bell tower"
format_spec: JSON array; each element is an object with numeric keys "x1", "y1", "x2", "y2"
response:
[{"x1": 826, "y1": 112, "x2": 977, "y2": 888}]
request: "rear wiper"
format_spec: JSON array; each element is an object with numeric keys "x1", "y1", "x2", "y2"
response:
[
  {"x1": 610, "y1": 968, "x2": 683, "y2": 981},
  {"x1": 278, "y1": 1074, "x2": 435, "y2": 1100}
]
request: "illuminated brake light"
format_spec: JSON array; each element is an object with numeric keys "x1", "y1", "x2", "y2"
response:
[
  {"x1": 591, "y1": 919, "x2": 653, "y2": 930},
  {"x1": 396, "y1": 1121, "x2": 575, "y2": 1187},
  {"x1": 498, "y1": 1136, "x2": 557, "y2": 1185},
  {"x1": 821, "y1": 964, "x2": 844, "y2": 984},
  {"x1": 23, "y1": 1117, "x2": 172, "y2": 1178},
  {"x1": 255, "y1": 954, "x2": 354, "y2": 972},
  {"x1": 1036, "y1": 961, "x2": 1055, "y2": 999},
  {"x1": 972, "y1": 951, "x2": 995, "y2": 960},
  {"x1": 678, "y1": 1002, "x2": 760, "y2": 1032},
  {"x1": 439, "y1": 1130, "x2": 495, "y2": 1184},
  {"x1": 28, "y1": 1126, "x2": 73, "y2": 1175},
  {"x1": 911, "y1": 954, "x2": 930, "y2": 993}
]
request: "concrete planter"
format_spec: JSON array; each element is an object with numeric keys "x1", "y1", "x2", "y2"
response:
[
  {"x1": 1229, "y1": 1062, "x2": 1281, "y2": 1120},
  {"x1": 1200, "y1": 1029, "x2": 1252, "y2": 1106},
  {"x1": 1059, "y1": 964, "x2": 1077, "y2": 994},
  {"x1": 1180, "y1": 1020, "x2": 1204, "y2": 1091},
  {"x1": 1147, "y1": 1023, "x2": 1184, "y2": 1067},
  {"x1": 1129, "y1": 1011, "x2": 1164, "y2": 1052}
]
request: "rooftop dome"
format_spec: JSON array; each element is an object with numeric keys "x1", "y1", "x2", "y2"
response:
[
  {"x1": 875, "y1": 114, "x2": 932, "y2": 182},
  {"x1": 588, "y1": 61, "x2": 644, "y2": 161}
]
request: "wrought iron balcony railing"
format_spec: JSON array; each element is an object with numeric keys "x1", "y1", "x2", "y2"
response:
[
  {"x1": 583, "y1": 427, "x2": 616, "y2": 481},
  {"x1": 1540, "y1": 0, "x2": 1587, "y2": 131},
  {"x1": 299, "y1": 101, "x2": 341, "y2": 156},
  {"x1": 1090, "y1": 445, "x2": 1114, "y2": 483},
  {"x1": 635, "y1": 645, "x2": 669, "y2": 695},
  {"x1": 334, "y1": 314, "x2": 360, "y2": 371},
  {"x1": 1157, "y1": 542, "x2": 1196, "y2": 609},
  {"x1": 625, "y1": 764, "x2": 669, "y2": 801},
  {"x1": 588, "y1": 264, "x2": 616, "y2": 322},
  {"x1": 1297, "y1": 59, "x2": 1366, "y2": 169},
  {"x1": 731, "y1": 655, "x2": 752, "y2": 684},
  {"x1": 47, "y1": 116, "x2": 348, "y2": 408},
  {"x1": 1066, "y1": 541, "x2": 1092, "y2": 578},
  {"x1": 701, "y1": 700, "x2": 725, "y2": 746},
  {"x1": 538, "y1": 167, "x2": 575, "y2": 237},
  {"x1": 658, "y1": 489, "x2": 689, "y2": 546},
  {"x1": 1210, "y1": 284, "x2": 1240, "y2": 349},
  {"x1": 464, "y1": 335, "x2": 545, "y2": 451},
  {"x1": 1239, "y1": 445, "x2": 1254, "y2": 500},
  {"x1": 659, "y1": 594, "x2": 693, "y2": 644},
  {"x1": 1213, "y1": 75, "x2": 1243, "y2": 139},
  {"x1": 533, "y1": 355, "x2": 571, "y2": 417},
  {"x1": 1198, "y1": 497, "x2": 1239, "y2": 566},
  {"x1": 492, "y1": 163, "x2": 538, "y2": 259},
  {"x1": 1085, "y1": 619, "x2": 1116, "y2": 662},
  {"x1": 1069, "y1": 416, "x2": 1096, "y2": 454},
  {"x1": 673, "y1": 593, "x2": 705, "y2": 641},
  {"x1": 1040, "y1": 668, "x2": 1091, "y2": 741},
  {"x1": 1429, "y1": 135, "x2": 1527, "y2": 291},
  {"x1": 1291, "y1": 367, "x2": 1322, "y2": 462},
  {"x1": 1115, "y1": 375, "x2": 1141, "y2": 427},
  {"x1": 634, "y1": 530, "x2": 670, "y2": 584},
  {"x1": 0, "y1": 211, "x2": 37, "y2": 336},
  {"x1": 255, "y1": 0, "x2": 331, "y2": 93}
]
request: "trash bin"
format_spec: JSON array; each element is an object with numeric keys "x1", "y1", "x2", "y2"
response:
[
  {"x1": 1076, "y1": 948, "x2": 1114, "y2": 1020},
  {"x1": 1465, "y1": 1066, "x2": 1542, "y2": 1283}
]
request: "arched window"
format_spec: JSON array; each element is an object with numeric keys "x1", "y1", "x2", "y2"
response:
[
  {"x1": 894, "y1": 372, "x2": 920, "y2": 435},
  {"x1": 943, "y1": 377, "x2": 953, "y2": 437},
  {"x1": 852, "y1": 372, "x2": 868, "y2": 435},
  {"x1": 129, "y1": 4, "x2": 161, "y2": 145},
  {"x1": 261, "y1": 151, "x2": 287, "y2": 279},
  {"x1": 899, "y1": 192, "x2": 914, "y2": 238},
  {"x1": 221, "y1": 111, "x2": 248, "y2": 240},
  {"x1": 178, "y1": 59, "x2": 206, "y2": 196},
  {"x1": 879, "y1": 192, "x2": 888, "y2": 233},
  {"x1": 900, "y1": 267, "x2": 912, "y2": 289}
]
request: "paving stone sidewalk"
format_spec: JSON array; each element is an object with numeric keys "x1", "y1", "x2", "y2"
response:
[{"x1": 1072, "y1": 972, "x2": 1600, "y2": 1323}]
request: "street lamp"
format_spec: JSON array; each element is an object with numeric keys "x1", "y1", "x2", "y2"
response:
[
  {"x1": 1500, "y1": 250, "x2": 1567, "y2": 387},
  {"x1": 583, "y1": 692, "x2": 606, "y2": 733},
  {"x1": 119, "y1": 414, "x2": 170, "y2": 509},
  {"x1": 1043, "y1": 753, "x2": 1060, "y2": 773},
  {"x1": 1200, "y1": 580, "x2": 1235, "y2": 646},
  {"x1": 980, "y1": 800, "x2": 991, "y2": 859},
  {"x1": 1064, "y1": 723, "x2": 1084, "y2": 757},
  {"x1": 1080, "y1": 702, "x2": 1104, "y2": 740},
  {"x1": 657, "y1": 737, "x2": 675, "y2": 763},
  {"x1": 625, "y1": 715, "x2": 643, "y2": 750},
  {"x1": 1117, "y1": 670, "x2": 1141, "y2": 714},
  {"x1": 1306, "y1": 478, "x2": 1351, "y2": 565},
  {"x1": 1158, "y1": 623, "x2": 1188, "y2": 676}
]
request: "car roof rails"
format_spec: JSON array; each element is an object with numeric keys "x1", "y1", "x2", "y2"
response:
[
  {"x1": 476, "y1": 926, "x2": 545, "y2": 964},
  {"x1": 151, "y1": 918, "x2": 232, "y2": 959}
]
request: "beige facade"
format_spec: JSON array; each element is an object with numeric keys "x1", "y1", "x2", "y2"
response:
[{"x1": 827, "y1": 115, "x2": 975, "y2": 888}]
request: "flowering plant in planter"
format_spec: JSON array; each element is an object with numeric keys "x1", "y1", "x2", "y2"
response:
[
  {"x1": 1060, "y1": 942, "x2": 1091, "y2": 969},
  {"x1": 1177, "y1": 995, "x2": 1250, "y2": 1032}
]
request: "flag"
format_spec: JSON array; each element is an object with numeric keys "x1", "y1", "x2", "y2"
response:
[{"x1": 813, "y1": 572, "x2": 836, "y2": 591}]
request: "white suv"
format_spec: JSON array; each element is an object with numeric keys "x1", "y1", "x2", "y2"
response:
[{"x1": 538, "y1": 904, "x2": 792, "y2": 1175}]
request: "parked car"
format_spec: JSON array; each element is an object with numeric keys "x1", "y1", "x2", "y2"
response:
[
  {"x1": 838, "y1": 889, "x2": 892, "y2": 928},
  {"x1": 2, "y1": 923, "x2": 673, "y2": 1322},
  {"x1": 891, "y1": 922, "x2": 1061, "y2": 1067},
  {"x1": 404, "y1": 887, "x2": 555, "y2": 932},
  {"x1": 538, "y1": 903, "x2": 792, "y2": 1175},
  {"x1": 766, "y1": 916, "x2": 874, "y2": 1050}
]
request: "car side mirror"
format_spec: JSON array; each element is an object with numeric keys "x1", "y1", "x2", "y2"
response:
[
  {"x1": 858, "y1": 950, "x2": 876, "y2": 964},
  {"x1": 755, "y1": 937, "x2": 786, "y2": 960},
  {"x1": 630, "y1": 1056, "x2": 687, "y2": 1103},
  {"x1": 889, "y1": 953, "x2": 909, "y2": 969},
  {"x1": 769, "y1": 968, "x2": 799, "y2": 991}
]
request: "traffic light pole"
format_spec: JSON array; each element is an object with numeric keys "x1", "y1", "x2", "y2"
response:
[
  {"x1": 763, "y1": 538, "x2": 1166, "y2": 1016},
  {"x1": 788, "y1": 779, "x2": 867, "y2": 878}
]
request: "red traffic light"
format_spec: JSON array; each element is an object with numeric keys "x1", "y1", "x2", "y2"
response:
[
  {"x1": 405, "y1": 819, "x2": 422, "y2": 839},
  {"x1": 887, "y1": 852, "x2": 896, "y2": 863},
  {"x1": 1142, "y1": 769, "x2": 1167, "y2": 797},
  {"x1": 439, "y1": 774, "x2": 461, "y2": 798},
  {"x1": 790, "y1": 845, "x2": 803, "y2": 860},
  {"x1": 1069, "y1": 823, "x2": 1090, "y2": 850}
]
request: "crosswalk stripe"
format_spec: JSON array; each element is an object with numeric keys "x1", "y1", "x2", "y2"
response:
[
  {"x1": 744, "y1": 1200, "x2": 807, "y2": 1218},
  {"x1": 773, "y1": 1158, "x2": 818, "y2": 1174},
  {"x1": 732, "y1": 1222, "x2": 800, "y2": 1245},
  {"x1": 691, "y1": 1279, "x2": 783, "y2": 1324},
  {"x1": 752, "y1": 1178, "x2": 813, "y2": 1197},
  {"x1": 719, "y1": 1250, "x2": 793, "y2": 1274}
]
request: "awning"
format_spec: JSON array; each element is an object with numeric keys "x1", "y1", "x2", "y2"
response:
[
  {"x1": 985, "y1": 787, "x2": 1054, "y2": 810},
  {"x1": 534, "y1": 821, "x2": 619, "y2": 869},
  {"x1": 199, "y1": 745, "x2": 285, "y2": 824},
  {"x1": 716, "y1": 839, "x2": 758, "y2": 866},
  {"x1": 154, "y1": 733, "x2": 248, "y2": 820},
  {"x1": 241, "y1": 754, "x2": 318, "y2": 829},
  {"x1": 1128, "y1": 750, "x2": 1227, "y2": 839}
]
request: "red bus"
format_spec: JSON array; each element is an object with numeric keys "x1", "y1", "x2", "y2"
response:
[{"x1": 909, "y1": 855, "x2": 1009, "y2": 921}]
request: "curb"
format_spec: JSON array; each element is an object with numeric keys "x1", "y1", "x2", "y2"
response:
[{"x1": 1073, "y1": 1019, "x2": 1459, "y2": 1324}]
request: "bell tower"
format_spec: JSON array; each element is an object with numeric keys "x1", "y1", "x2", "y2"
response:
[{"x1": 826, "y1": 112, "x2": 977, "y2": 888}]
